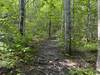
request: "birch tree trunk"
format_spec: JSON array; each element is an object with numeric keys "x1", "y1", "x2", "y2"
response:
[
  {"x1": 64, "y1": 0, "x2": 67, "y2": 51},
  {"x1": 64, "y1": 0, "x2": 71, "y2": 55},
  {"x1": 19, "y1": 0, "x2": 25, "y2": 35},
  {"x1": 97, "y1": 0, "x2": 100, "y2": 74}
]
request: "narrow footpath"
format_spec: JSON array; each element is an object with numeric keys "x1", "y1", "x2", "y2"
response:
[{"x1": 30, "y1": 39, "x2": 72, "y2": 75}]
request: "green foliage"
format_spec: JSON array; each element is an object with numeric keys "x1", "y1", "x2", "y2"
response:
[
  {"x1": 69, "y1": 68, "x2": 96, "y2": 75},
  {"x1": 56, "y1": 0, "x2": 97, "y2": 50},
  {"x1": 0, "y1": 0, "x2": 97, "y2": 74},
  {"x1": 0, "y1": 22, "x2": 37, "y2": 68}
]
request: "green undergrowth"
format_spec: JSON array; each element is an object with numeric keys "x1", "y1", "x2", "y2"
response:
[
  {"x1": 68, "y1": 68, "x2": 96, "y2": 75},
  {"x1": 0, "y1": 32, "x2": 39, "y2": 68}
]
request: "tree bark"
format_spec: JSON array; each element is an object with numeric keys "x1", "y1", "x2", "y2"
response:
[
  {"x1": 97, "y1": 0, "x2": 100, "y2": 74},
  {"x1": 87, "y1": 0, "x2": 91, "y2": 41},
  {"x1": 64, "y1": 0, "x2": 67, "y2": 51},
  {"x1": 96, "y1": 0, "x2": 100, "y2": 75},
  {"x1": 68, "y1": 0, "x2": 71, "y2": 55},
  {"x1": 19, "y1": 0, "x2": 25, "y2": 35},
  {"x1": 64, "y1": 0, "x2": 71, "y2": 55},
  {"x1": 48, "y1": 18, "x2": 51, "y2": 38}
]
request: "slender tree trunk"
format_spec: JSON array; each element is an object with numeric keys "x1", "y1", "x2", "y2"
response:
[
  {"x1": 97, "y1": 0, "x2": 100, "y2": 74},
  {"x1": 19, "y1": 0, "x2": 25, "y2": 35},
  {"x1": 67, "y1": 0, "x2": 71, "y2": 55},
  {"x1": 72, "y1": 0, "x2": 74, "y2": 27},
  {"x1": 64, "y1": 0, "x2": 71, "y2": 55},
  {"x1": 64, "y1": 0, "x2": 67, "y2": 51},
  {"x1": 48, "y1": 18, "x2": 51, "y2": 38},
  {"x1": 48, "y1": 0, "x2": 52, "y2": 39},
  {"x1": 86, "y1": 0, "x2": 91, "y2": 41}
]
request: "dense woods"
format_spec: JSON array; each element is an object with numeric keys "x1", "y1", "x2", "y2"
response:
[{"x1": 0, "y1": 0, "x2": 98, "y2": 75}]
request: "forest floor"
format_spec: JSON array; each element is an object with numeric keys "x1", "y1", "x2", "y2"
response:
[
  {"x1": 0, "y1": 38, "x2": 97, "y2": 75},
  {"x1": 17, "y1": 38, "x2": 96, "y2": 75},
  {"x1": 17, "y1": 38, "x2": 70, "y2": 75}
]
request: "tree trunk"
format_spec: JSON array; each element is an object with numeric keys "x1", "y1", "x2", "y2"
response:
[
  {"x1": 97, "y1": 0, "x2": 100, "y2": 74},
  {"x1": 64, "y1": 0, "x2": 71, "y2": 55},
  {"x1": 64, "y1": 0, "x2": 67, "y2": 51},
  {"x1": 19, "y1": 0, "x2": 25, "y2": 35},
  {"x1": 86, "y1": 0, "x2": 91, "y2": 41},
  {"x1": 48, "y1": 18, "x2": 51, "y2": 38},
  {"x1": 48, "y1": 0, "x2": 52, "y2": 39}
]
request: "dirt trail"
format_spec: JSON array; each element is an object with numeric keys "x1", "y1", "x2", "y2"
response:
[
  {"x1": 29, "y1": 39, "x2": 70, "y2": 75},
  {"x1": 1, "y1": 38, "x2": 94, "y2": 75},
  {"x1": 14, "y1": 38, "x2": 89, "y2": 75},
  {"x1": 38, "y1": 39, "x2": 62, "y2": 62},
  {"x1": 23, "y1": 39, "x2": 95, "y2": 75},
  {"x1": 0, "y1": 39, "x2": 96, "y2": 75}
]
